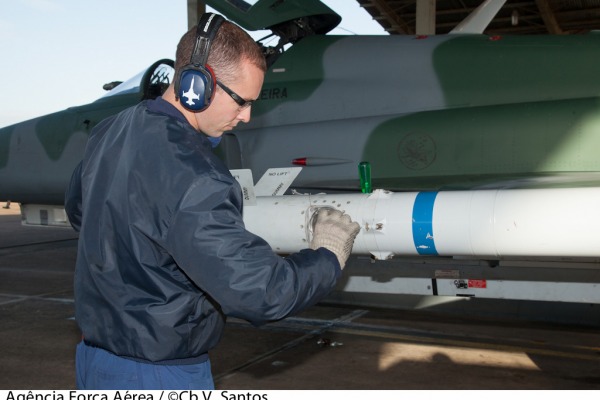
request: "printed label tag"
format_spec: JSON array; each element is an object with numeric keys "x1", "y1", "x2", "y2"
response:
[
  {"x1": 230, "y1": 169, "x2": 256, "y2": 206},
  {"x1": 254, "y1": 167, "x2": 302, "y2": 197},
  {"x1": 468, "y1": 279, "x2": 487, "y2": 289}
]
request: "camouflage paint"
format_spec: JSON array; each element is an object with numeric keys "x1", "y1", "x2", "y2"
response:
[
  {"x1": 250, "y1": 35, "x2": 344, "y2": 120},
  {"x1": 0, "y1": 125, "x2": 14, "y2": 169},
  {"x1": 361, "y1": 33, "x2": 600, "y2": 190},
  {"x1": 0, "y1": 87, "x2": 152, "y2": 203},
  {"x1": 4, "y1": 23, "x2": 600, "y2": 205},
  {"x1": 363, "y1": 97, "x2": 600, "y2": 190},
  {"x1": 433, "y1": 34, "x2": 600, "y2": 108}
]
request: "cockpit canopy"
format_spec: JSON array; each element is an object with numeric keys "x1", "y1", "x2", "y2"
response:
[{"x1": 100, "y1": 59, "x2": 174, "y2": 101}]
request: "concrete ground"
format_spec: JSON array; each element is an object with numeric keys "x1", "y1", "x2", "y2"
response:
[{"x1": 1, "y1": 204, "x2": 599, "y2": 390}]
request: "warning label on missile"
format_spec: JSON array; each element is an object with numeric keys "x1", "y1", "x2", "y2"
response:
[
  {"x1": 255, "y1": 167, "x2": 302, "y2": 197},
  {"x1": 468, "y1": 279, "x2": 487, "y2": 289}
]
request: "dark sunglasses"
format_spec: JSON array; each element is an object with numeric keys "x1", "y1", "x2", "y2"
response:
[{"x1": 216, "y1": 80, "x2": 256, "y2": 110}]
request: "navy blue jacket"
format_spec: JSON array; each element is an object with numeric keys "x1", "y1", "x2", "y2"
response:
[{"x1": 65, "y1": 98, "x2": 340, "y2": 364}]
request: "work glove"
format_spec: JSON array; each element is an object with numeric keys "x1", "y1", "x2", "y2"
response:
[{"x1": 310, "y1": 208, "x2": 360, "y2": 269}]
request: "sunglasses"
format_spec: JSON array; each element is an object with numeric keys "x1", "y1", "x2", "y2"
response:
[{"x1": 216, "y1": 80, "x2": 256, "y2": 110}]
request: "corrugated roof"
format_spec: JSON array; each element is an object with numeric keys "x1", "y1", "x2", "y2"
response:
[{"x1": 357, "y1": 0, "x2": 600, "y2": 34}]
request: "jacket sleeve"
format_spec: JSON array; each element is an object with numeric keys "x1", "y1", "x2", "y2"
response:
[
  {"x1": 64, "y1": 161, "x2": 83, "y2": 232},
  {"x1": 165, "y1": 175, "x2": 341, "y2": 326}
]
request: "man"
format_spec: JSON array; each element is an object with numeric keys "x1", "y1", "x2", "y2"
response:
[{"x1": 65, "y1": 13, "x2": 360, "y2": 389}]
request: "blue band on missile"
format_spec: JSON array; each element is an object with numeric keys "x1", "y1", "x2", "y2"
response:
[{"x1": 412, "y1": 192, "x2": 438, "y2": 255}]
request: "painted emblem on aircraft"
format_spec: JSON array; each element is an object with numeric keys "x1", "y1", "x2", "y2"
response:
[
  {"x1": 182, "y1": 77, "x2": 201, "y2": 106},
  {"x1": 397, "y1": 133, "x2": 436, "y2": 170}
]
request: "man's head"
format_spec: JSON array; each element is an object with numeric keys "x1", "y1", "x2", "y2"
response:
[{"x1": 165, "y1": 13, "x2": 267, "y2": 137}]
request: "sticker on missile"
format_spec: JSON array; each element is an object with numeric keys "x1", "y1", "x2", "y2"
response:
[
  {"x1": 254, "y1": 167, "x2": 302, "y2": 197},
  {"x1": 230, "y1": 169, "x2": 256, "y2": 206}
]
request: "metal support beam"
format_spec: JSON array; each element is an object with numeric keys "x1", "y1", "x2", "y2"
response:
[
  {"x1": 187, "y1": 0, "x2": 206, "y2": 30},
  {"x1": 535, "y1": 0, "x2": 563, "y2": 34},
  {"x1": 416, "y1": 0, "x2": 436, "y2": 35}
]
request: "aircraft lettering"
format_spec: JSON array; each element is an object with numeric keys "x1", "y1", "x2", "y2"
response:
[
  {"x1": 243, "y1": 187, "x2": 250, "y2": 201},
  {"x1": 260, "y1": 87, "x2": 288, "y2": 100},
  {"x1": 272, "y1": 183, "x2": 284, "y2": 196},
  {"x1": 269, "y1": 171, "x2": 289, "y2": 176}
]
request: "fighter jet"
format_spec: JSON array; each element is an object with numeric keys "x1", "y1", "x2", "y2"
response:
[
  {"x1": 182, "y1": 76, "x2": 201, "y2": 107},
  {"x1": 1, "y1": 0, "x2": 600, "y2": 304},
  {"x1": 0, "y1": 59, "x2": 174, "y2": 205}
]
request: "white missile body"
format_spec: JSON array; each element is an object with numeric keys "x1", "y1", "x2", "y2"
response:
[{"x1": 243, "y1": 187, "x2": 600, "y2": 259}]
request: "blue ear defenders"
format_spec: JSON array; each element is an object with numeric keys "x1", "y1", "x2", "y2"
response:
[{"x1": 175, "y1": 13, "x2": 225, "y2": 112}]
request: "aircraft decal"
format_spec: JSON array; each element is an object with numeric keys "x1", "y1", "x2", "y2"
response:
[
  {"x1": 182, "y1": 76, "x2": 201, "y2": 107},
  {"x1": 398, "y1": 132, "x2": 437, "y2": 171},
  {"x1": 361, "y1": 95, "x2": 600, "y2": 191}
]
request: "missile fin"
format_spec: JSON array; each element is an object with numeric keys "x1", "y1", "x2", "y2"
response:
[
  {"x1": 230, "y1": 169, "x2": 257, "y2": 206},
  {"x1": 254, "y1": 167, "x2": 302, "y2": 197}
]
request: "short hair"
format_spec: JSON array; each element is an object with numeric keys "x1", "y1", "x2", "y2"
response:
[{"x1": 175, "y1": 18, "x2": 267, "y2": 85}]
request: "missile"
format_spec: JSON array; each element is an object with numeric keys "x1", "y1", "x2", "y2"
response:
[
  {"x1": 16, "y1": 166, "x2": 600, "y2": 261},
  {"x1": 243, "y1": 187, "x2": 600, "y2": 259}
]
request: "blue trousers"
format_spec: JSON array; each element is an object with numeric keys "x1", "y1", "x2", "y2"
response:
[{"x1": 76, "y1": 341, "x2": 215, "y2": 389}]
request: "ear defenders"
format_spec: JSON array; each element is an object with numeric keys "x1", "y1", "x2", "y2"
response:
[{"x1": 175, "y1": 13, "x2": 225, "y2": 112}]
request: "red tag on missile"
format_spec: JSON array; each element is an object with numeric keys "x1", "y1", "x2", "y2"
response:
[{"x1": 468, "y1": 280, "x2": 487, "y2": 289}]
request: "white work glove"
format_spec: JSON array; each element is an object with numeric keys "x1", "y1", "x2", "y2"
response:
[{"x1": 310, "y1": 208, "x2": 360, "y2": 269}]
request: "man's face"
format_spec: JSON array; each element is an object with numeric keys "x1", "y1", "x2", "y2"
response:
[{"x1": 195, "y1": 60, "x2": 264, "y2": 137}]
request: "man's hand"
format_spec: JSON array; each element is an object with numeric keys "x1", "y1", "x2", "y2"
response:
[{"x1": 310, "y1": 208, "x2": 360, "y2": 269}]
